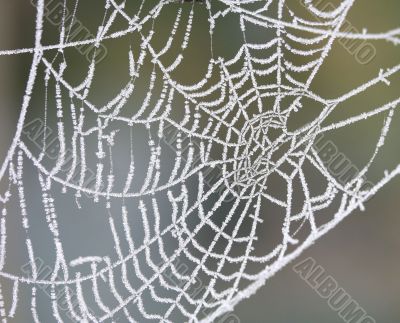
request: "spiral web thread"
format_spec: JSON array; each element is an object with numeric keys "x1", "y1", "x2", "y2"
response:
[{"x1": 0, "y1": 0, "x2": 399, "y2": 322}]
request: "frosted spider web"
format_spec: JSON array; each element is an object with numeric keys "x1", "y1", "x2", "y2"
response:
[{"x1": 0, "y1": 0, "x2": 399, "y2": 322}]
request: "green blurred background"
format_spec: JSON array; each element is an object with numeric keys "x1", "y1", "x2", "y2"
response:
[{"x1": 0, "y1": 1, "x2": 399, "y2": 322}]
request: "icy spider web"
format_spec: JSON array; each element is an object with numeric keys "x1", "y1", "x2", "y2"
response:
[{"x1": 0, "y1": 0, "x2": 399, "y2": 322}]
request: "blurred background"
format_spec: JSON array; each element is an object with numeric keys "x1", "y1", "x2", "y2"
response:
[{"x1": 0, "y1": 1, "x2": 399, "y2": 322}]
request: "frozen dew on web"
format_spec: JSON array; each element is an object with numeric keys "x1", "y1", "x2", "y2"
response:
[{"x1": 0, "y1": 0, "x2": 399, "y2": 322}]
